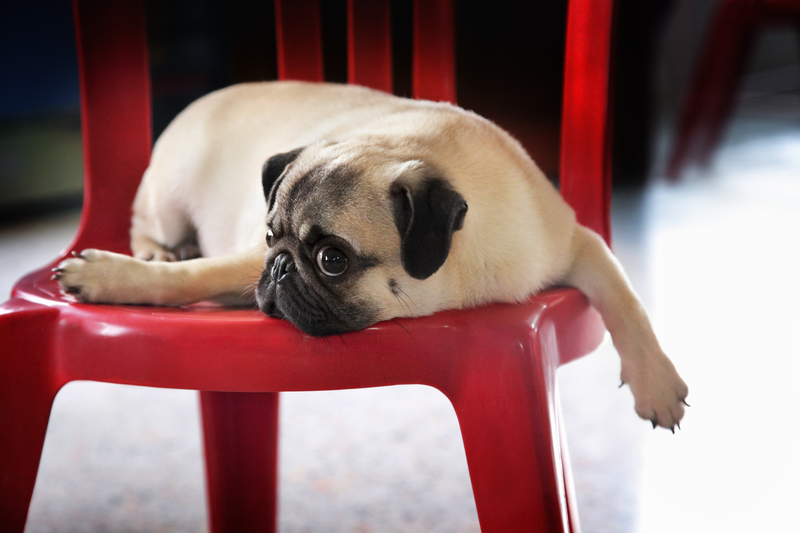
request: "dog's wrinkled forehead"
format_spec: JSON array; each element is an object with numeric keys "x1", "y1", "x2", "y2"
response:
[
  {"x1": 274, "y1": 163, "x2": 353, "y2": 226},
  {"x1": 267, "y1": 149, "x2": 398, "y2": 252}
]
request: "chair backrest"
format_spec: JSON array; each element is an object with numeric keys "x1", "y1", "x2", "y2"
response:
[
  {"x1": 274, "y1": 0, "x2": 455, "y2": 102},
  {"x1": 69, "y1": 0, "x2": 612, "y2": 255}
]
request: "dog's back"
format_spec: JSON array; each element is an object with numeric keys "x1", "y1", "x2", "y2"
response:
[{"x1": 131, "y1": 81, "x2": 576, "y2": 306}]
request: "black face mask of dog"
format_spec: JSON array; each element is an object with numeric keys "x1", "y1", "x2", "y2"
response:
[{"x1": 254, "y1": 146, "x2": 467, "y2": 336}]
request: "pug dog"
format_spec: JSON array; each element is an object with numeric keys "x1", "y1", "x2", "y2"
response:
[{"x1": 54, "y1": 81, "x2": 689, "y2": 430}]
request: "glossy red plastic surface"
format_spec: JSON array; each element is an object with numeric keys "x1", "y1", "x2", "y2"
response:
[
  {"x1": 275, "y1": 0, "x2": 324, "y2": 83},
  {"x1": 667, "y1": 0, "x2": 800, "y2": 179},
  {"x1": 560, "y1": 0, "x2": 616, "y2": 244},
  {"x1": 0, "y1": 0, "x2": 616, "y2": 531},
  {"x1": 69, "y1": 0, "x2": 152, "y2": 255},
  {"x1": 412, "y1": 0, "x2": 456, "y2": 103},
  {"x1": 347, "y1": 0, "x2": 393, "y2": 93}
]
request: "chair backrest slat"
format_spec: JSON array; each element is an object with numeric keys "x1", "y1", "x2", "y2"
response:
[
  {"x1": 71, "y1": 0, "x2": 152, "y2": 254},
  {"x1": 412, "y1": 0, "x2": 456, "y2": 103},
  {"x1": 275, "y1": 0, "x2": 324, "y2": 82},
  {"x1": 347, "y1": 0, "x2": 393, "y2": 92},
  {"x1": 560, "y1": 0, "x2": 616, "y2": 244}
]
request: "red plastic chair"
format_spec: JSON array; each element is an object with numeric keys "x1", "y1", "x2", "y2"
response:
[
  {"x1": 0, "y1": 0, "x2": 615, "y2": 531},
  {"x1": 667, "y1": 0, "x2": 800, "y2": 179}
]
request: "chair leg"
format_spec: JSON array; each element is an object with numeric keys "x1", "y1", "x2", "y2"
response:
[
  {"x1": 558, "y1": 392, "x2": 582, "y2": 533},
  {"x1": 0, "y1": 301, "x2": 62, "y2": 532},
  {"x1": 444, "y1": 339, "x2": 574, "y2": 533},
  {"x1": 200, "y1": 391, "x2": 280, "y2": 533}
]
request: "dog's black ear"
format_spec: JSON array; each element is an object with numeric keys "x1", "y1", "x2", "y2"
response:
[
  {"x1": 391, "y1": 177, "x2": 468, "y2": 280},
  {"x1": 262, "y1": 147, "x2": 304, "y2": 210}
]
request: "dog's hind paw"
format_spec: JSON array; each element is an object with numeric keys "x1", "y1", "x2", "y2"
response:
[{"x1": 621, "y1": 350, "x2": 689, "y2": 432}]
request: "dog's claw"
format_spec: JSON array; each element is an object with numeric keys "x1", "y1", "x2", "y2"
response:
[
  {"x1": 682, "y1": 399, "x2": 691, "y2": 407},
  {"x1": 64, "y1": 285, "x2": 81, "y2": 295},
  {"x1": 670, "y1": 425, "x2": 675, "y2": 434},
  {"x1": 51, "y1": 273, "x2": 61, "y2": 281},
  {"x1": 676, "y1": 421, "x2": 681, "y2": 431},
  {"x1": 651, "y1": 419, "x2": 657, "y2": 429},
  {"x1": 619, "y1": 380, "x2": 625, "y2": 388}
]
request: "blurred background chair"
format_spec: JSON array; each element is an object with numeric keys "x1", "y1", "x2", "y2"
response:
[
  {"x1": 667, "y1": 0, "x2": 800, "y2": 178},
  {"x1": 0, "y1": 0, "x2": 615, "y2": 531}
]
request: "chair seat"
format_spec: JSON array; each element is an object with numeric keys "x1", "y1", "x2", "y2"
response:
[
  {"x1": 4, "y1": 258, "x2": 605, "y2": 532},
  {"x1": 9, "y1": 261, "x2": 605, "y2": 395}
]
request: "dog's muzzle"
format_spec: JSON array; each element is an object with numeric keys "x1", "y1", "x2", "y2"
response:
[
  {"x1": 256, "y1": 252, "x2": 295, "y2": 318},
  {"x1": 257, "y1": 249, "x2": 376, "y2": 336},
  {"x1": 271, "y1": 252, "x2": 295, "y2": 283}
]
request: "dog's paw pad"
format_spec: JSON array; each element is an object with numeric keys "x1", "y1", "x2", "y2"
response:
[{"x1": 64, "y1": 284, "x2": 82, "y2": 296}]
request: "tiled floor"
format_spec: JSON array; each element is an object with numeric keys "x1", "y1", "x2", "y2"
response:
[{"x1": 2, "y1": 111, "x2": 799, "y2": 532}]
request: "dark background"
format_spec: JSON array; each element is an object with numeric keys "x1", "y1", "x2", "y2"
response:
[{"x1": 1, "y1": 0, "x2": 797, "y2": 219}]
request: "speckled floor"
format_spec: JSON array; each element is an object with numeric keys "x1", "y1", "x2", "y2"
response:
[{"x1": 2, "y1": 111, "x2": 799, "y2": 532}]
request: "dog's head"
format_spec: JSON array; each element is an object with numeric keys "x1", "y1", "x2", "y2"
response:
[{"x1": 255, "y1": 140, "x2": 468, "y2": 336}]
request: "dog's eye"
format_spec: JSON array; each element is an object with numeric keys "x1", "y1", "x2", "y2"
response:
[
  {"x1": 266, "y1": 229, "x2": 275, "y2": 247},
  {"x1": 316, "y1": 246, "x2": 348, "y2": 277}
]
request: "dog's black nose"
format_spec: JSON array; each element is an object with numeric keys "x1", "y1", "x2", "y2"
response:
[{"x1": 271, "y1": 252, "x2": 295, "y2": 283}]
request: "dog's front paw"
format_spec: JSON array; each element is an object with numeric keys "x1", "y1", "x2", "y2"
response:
[
  {"x1": 621, "y1": 351, "x2": 689, "y2": 432},
  {"x1": 52, "y1": 249, "x2": 144, "y2": 304}
]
